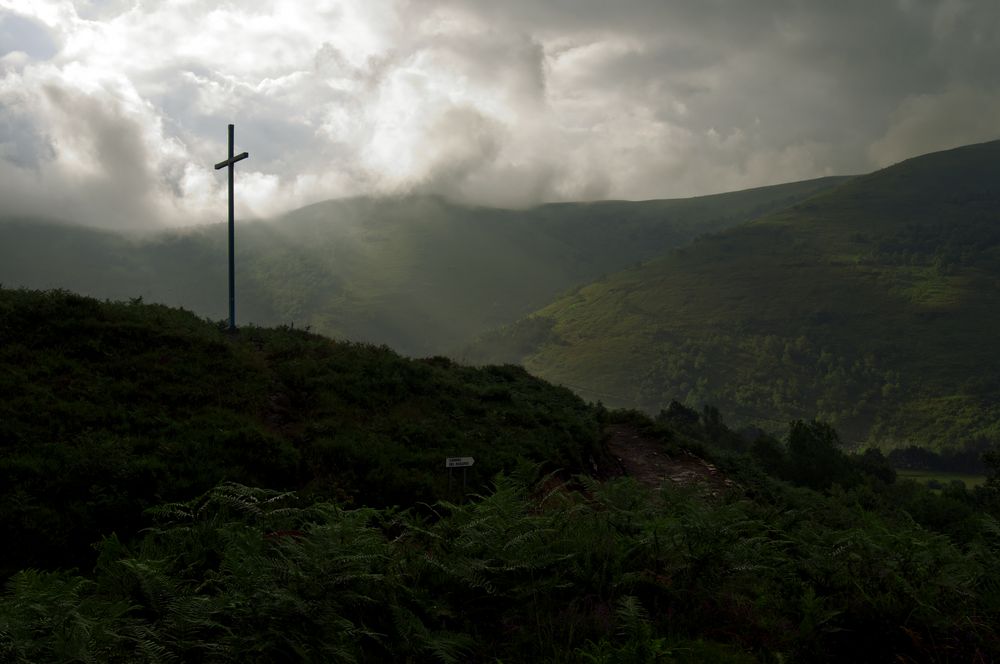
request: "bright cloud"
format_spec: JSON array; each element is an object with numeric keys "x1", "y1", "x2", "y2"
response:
[{"x1": 1, "y1": 0, "x2": 999, "y2": 229}]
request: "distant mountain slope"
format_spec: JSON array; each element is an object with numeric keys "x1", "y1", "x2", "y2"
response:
[
  {"x1": 471, "y1": 140, "x2": 1000, "y2": 450},
  {"x1": 0, "y1": 177, "x2": 845, "y2": 356}
]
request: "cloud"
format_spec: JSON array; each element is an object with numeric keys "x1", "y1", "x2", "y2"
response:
[
  {"x1": 0, "y1": 0, "x2": 999, "y2": 228},
  {"x1": 0, "y1": 54, "x2": 204, "y2": 228},
  {"x1": 0, "y1": 11, "x2": 60, "y2": 59},
  {"x1": 869, "y1": 86, "x2": 1000, "y2": 167}
]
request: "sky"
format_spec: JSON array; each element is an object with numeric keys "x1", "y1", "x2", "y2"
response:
[{"x1": 1, "y1": 0, "x2": 999, "y2": 229}]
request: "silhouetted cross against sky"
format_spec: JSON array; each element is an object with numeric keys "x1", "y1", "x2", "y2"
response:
[{"x1": 214, "y1": 124, "x2": 249, "y2": 332}]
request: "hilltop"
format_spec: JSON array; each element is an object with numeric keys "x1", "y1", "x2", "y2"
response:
[
  {"x1": 0, "y1": 288, "x2": 604, "y2": 576},
  {"x1": 467, "y1": 140, "x2": 1000, "y2": 451},
  {"x1": 0, "y1": 177, "x2": 845, "y2": 356},
  {"x1": 2, "y1": 288, "x2": 1000, "y2": 662}
]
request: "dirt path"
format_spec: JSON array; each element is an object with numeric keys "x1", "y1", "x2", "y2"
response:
[{"x1": 604, "y1": 424, "x2": 735, "y2": 495}]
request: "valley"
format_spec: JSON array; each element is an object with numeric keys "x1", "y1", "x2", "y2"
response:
[
  {"x1": 0, "y1": 178, "x2": 845, "y2": 356},
  {"x1": 467, "y1": 140, "x2": 1000, "y2": 453}
]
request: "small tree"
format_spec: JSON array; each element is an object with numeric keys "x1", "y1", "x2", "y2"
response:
[
  {"x1": 854, "y1": 448, "x2": 896, "y2": 485},
  {"x1": 984, "y1": 445, "x2": 1000, "y2": 489},
  {"x1": 751, "y1": 435, "x2": 787, "y2": 477},
  {"x1": 786, "y1": 420, "x2": 857, "y2": 491},
  {"x1": 981, "y1": 445, "x2": 1000, "y2": 515}
]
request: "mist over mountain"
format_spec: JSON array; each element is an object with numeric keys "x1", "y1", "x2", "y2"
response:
[
  {"x1": 467, "y1": 140, "x2": 1000, "y2": 451},
  {"x1": 6, "y1": 1, "x2": 1000, "y2": 229},
  {"x1": 0, "y1": 177, "x2": 843, "y2": 356}
]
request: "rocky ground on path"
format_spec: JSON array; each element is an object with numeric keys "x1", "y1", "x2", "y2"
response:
[{"x1": 603, "y1": 424, "x2": 736, "y2": 495}]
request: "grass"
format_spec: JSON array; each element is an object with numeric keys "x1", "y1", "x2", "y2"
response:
[
  {"x1": 0, "y1": 287, "x2": 603, "y2": 576},
  {"x1": 2, "y1": 287, "x2": 1000, "y2": 661},
  {"x1": 2, "y1": 452, "x2": 999, "y2": 662}
]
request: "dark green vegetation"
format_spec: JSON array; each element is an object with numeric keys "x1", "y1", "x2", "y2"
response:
[
  {"x1": 0, "y1": 288, "x2": 599, "y2": 577},
  {"x1": 0, "y1": 178, "x2": 845, "y2": 356},
  {"x1": 3, "y1": 289, "x2": 1000, "y2": 662},
  {"x1": 469, "y1": 140, "x2": 1000, "y2": 452}
]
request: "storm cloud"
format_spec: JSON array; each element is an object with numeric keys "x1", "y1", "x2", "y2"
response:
[{"x1": 1, "y1": 0, "x2": 999, "y2": 229}]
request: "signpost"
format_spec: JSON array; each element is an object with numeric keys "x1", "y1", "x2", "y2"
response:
[
  {"x1": 214, "y1": 124, "x2": 249, "y2": 333},
  {"x1": 446, "y1": 457, "x2": 475, "y2": 498}
]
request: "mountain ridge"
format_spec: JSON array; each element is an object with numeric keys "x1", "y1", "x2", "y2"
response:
[
  {"x1": 467, "y1": 139, "x2": 1000, "y2": 450},
  {"x1": 0, "y1": 176, "x2": 848, "y2": 355}
]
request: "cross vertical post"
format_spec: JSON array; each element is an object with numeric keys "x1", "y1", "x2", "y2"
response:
[
  {"x1": 214, "y1": 124, "x2": 249, "y2": 332},
  {"x1": 227, "y1": 124, "x2": 234, "y2": 331}
]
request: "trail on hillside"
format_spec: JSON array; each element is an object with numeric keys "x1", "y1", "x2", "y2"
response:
[{"x1": 604, "y1": 425, "x2": 735, "y2": 495}]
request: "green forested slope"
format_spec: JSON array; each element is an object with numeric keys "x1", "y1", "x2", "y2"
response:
[
  {"x1": 473, "y1": 140, "x2": 1000, "y2": 450},
  {"x1": 0, "y1": 177, "x2": 844, "y2": 356}
]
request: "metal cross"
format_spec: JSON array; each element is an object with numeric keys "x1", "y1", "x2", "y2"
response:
[{"x1": 214, "y1": 124, "x2": 249, "y2": 333}]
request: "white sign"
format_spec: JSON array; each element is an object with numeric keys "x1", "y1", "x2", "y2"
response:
[{"x1": 446, "y1": 457, "x2": 475, "y2": 468}]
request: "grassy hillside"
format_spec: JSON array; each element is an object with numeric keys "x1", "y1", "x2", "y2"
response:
[
  {"x1": 0, "y1": 288, "x2": 601, "y2": 576},
  {"x1": 469, "y1": 140, "x2": 1000, "y2": 451},
  {"x1": 3, "y1": 288, "x2": 1000, "y2": 662},
  {"x1": 0, "y1": 178, "x2": 845, "y2": 356}
]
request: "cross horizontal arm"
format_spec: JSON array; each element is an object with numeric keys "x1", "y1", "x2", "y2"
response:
[{"x1": 214, "y1": 152, "x2": 249, "y2": 170}]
